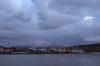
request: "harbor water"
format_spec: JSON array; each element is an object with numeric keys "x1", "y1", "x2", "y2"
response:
[{"x1": 0, "y1": 54, "x2": 100, "y2": 66}]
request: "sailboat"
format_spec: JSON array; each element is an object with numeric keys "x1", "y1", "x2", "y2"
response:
[{"x1": 72, "y1": 44, "x2": 84, "y2": 54}]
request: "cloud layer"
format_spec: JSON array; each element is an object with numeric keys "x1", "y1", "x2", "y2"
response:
[{"x1": 0, "y1": 0, "x2": 100, "y2": 46}]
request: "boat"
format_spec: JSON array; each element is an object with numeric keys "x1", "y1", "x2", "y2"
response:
[{"x1": 72, "y1": 44, "x2": 85, "y2": 54}]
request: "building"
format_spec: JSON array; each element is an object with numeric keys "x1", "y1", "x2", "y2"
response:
[{"x1": 0, "y1": 46, "x2": 11, "y2": 53}]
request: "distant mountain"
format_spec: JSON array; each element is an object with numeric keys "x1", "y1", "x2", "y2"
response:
[
  {"x1": 0, "y1": 46, "x2": 3, "y2": 47},
  {"x1": 11, "y1": 46, "x2": 32, "y2": 48},
  {"x1": 75, "y1": 43, "x2": 100, "y2": 52}
]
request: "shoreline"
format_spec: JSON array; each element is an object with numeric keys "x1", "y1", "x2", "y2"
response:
[{"x1": 0, "y1": 53, "x2": 95, "y2": 55}]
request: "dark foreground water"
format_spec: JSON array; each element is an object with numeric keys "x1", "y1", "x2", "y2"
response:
[{"x1": 0, "y1": 54, "x2": 100, "y2": 66}]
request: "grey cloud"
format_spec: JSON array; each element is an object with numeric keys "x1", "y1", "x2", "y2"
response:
[
  {"x1": 34, "y1": 0, "x2": 100, "y2": 30},
  {"x1": 34, "y1": 0, "x2": 80, "y2": 30},
  {"x1": 0, "y1": 0, "x2": 100, "y2": 46}
]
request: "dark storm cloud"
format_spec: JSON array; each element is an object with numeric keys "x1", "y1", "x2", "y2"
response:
[
  {"x1": 0, "y1": 0, "x2": 100, "y2": 46},
  {"x1": 34, "y1": 0, "x2": 80, "y2": 30}
]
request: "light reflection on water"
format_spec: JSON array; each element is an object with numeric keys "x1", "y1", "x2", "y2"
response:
[{"x1": 0, "y1": 54, "x2": 100, "y2": 66}]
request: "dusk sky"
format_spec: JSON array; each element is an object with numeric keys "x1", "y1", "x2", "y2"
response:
[{"x1": 0, "y1": 0, "x2": 100, "y2": 46}]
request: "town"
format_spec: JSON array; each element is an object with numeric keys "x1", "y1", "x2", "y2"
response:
[
  {"x1": 0, "y1": 45, "x2": 76, "y2": 54},
  {"x1": 0, "y1": 43, "x2": 100, "y2": 54}
]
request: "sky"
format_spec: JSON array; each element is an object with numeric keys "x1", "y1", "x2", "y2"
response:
[{"x1": 0, "y1": 0, "x2": 100, "y2": 46}]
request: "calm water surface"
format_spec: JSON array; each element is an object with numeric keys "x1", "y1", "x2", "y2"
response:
[{"x1": 0, "y1": 54, "x2": 100, "y2": 66}]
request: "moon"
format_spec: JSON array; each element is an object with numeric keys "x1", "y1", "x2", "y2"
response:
[
  {"x1": 84, "y1": 16, "x2": 94, "y2": 21},
  {"x1": 83, "y1": 16, "x2": 94, "y2": 26}
]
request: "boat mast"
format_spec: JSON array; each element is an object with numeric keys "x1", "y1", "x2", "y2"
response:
[{"x1": 72, "y1": 44, "x2": 74, "y2": 52}]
